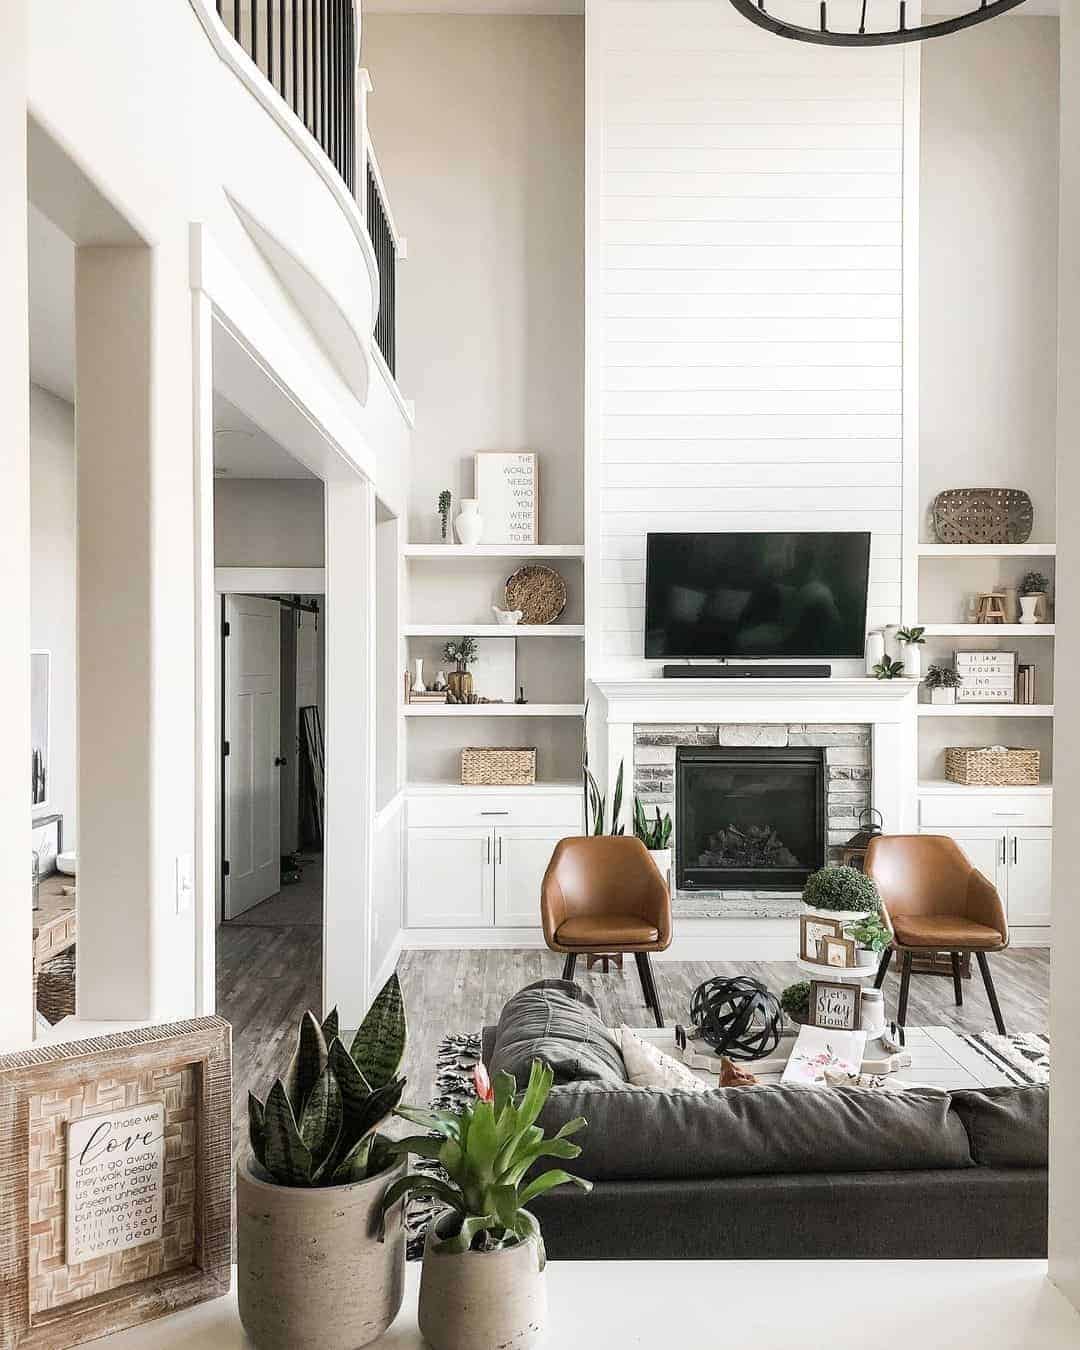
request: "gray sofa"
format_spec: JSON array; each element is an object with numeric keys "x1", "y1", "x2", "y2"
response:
[{"x1": 482, "y1": 981, "x2": 1048, "y2": 1260}]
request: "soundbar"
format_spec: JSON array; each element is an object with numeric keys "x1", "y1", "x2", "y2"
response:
[{"x1": 662, "y1": 664, "x2": 831, "y2": 680}]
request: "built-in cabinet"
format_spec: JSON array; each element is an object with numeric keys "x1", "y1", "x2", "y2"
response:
[
  {"x1": 919, "y1": 788, "x2": 1052, "y2": 932},
  {"x1": 405, "y1": 787, "x2": 581, "y2": 930}
]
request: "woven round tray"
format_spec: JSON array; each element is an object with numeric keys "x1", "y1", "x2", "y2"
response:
[
  {"x1": 931, "y1": 488, "x2": 1033, "y2": 544},
  {"x1": 505, "y1": 565, "x2": 567, "y2": 625}
]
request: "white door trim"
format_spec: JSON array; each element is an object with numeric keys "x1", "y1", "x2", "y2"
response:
[{"x1": 215, "y1": 566, "x2": 326, "y2": 594}]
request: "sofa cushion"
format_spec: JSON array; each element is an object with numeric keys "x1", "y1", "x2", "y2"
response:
[
  {"x1": 536, "y1": 1082, "x2": 975, "y2": 1181},
  {"x1": 949, "y1": 1086, "x2": 1048, "y2": 1167},
  {"x1": 489, "y1": 980, "x2": 627, "y2": 1086}
]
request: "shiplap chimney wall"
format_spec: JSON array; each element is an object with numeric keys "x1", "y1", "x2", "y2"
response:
[{"x1": 586, "y1": 0, "x2": 914, "y2": 672}]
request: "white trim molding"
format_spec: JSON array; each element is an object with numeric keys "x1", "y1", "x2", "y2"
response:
[{"x1": 214, "y1": 567, "x2": 326, "y2": 594}]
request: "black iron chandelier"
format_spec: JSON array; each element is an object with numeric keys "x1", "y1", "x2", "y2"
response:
[{"x1": 727, "y1": 0, "x2": 1030, "y2": 46}]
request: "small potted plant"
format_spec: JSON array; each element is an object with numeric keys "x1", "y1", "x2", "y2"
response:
[
  {"x1": 438, "y1": 490, "x2": 452, "y2": 542},
  {"x1": 872, "y1": 657, "x2": 904, "y2": 680},
  {"x1": 924, "y1": 663, "x2": 960, "y2": 705},
  {"x1": 1019, "y1": 571, "x2": 1050, "y2": 624},
  {"x1": 896, "y1": 626, "x2": 926, "y2": 679},
  {"x1": 802, "y1": 865, "x2": 880, "y2": 925},
  {"x1": 238, "y1": 975, "x2": 408, "y2": 1350},
  {"x1": 634, "y1": 797, "x2": 672, "y2": 881},
  {"x1": 781, "y1": 981, "x2": 810, "y2": 1026},
  {"x1": 845, "y1": 910, "x2": 893, "y2": 969},
  {"x1": 386, "y1": 1060, "x2": 592, "y2": 1350},
  {"x1": 443, "y1": 635, "x2": 480, "y2": 700}
]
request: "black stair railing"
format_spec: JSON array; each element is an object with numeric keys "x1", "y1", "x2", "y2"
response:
[{"x1": 366, "y1": 162, "x2": 397, "y2": 377}]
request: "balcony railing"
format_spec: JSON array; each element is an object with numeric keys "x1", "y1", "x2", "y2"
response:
[{"x1": 366, "y1": 160, "x2": 397, "y2": 377}]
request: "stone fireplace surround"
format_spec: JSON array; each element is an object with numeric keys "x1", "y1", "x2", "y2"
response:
[{"x1": 591, "y1": 677, "x2": 918, "y2": 925}]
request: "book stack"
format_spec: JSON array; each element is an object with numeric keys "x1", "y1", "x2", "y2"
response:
[
  {"x1": 955, "y1": 650, "x2": 1017, "y2": 704},
  {"x1": 1017, "y1": 663, "x2": 1038, "y2": 705}
]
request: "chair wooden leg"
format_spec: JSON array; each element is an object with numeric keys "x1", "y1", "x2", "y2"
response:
[
  {"x1": 874, "y1": 947, "x2": 893, "y2": 990},
  {"x1": 897, "y1": 951, "x2": 913, "y2": 1026},
  {"x1": 950, "y1": 952, "x2": 964, "y2": 1007},
  {"x1": 634, "y1": 952, "x2": 664, "y2": 1028},
  {"x1": 975, "y1": 951, "x2": 1007, "y2": 1035},
  {"x1": 562, "y1": 953, "x2": 577, "y2": 982}
]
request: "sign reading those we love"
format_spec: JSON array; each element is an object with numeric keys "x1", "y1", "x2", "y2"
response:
[{"x1": 65, "y1": 1102, "x2": 165, "y2": 1265}]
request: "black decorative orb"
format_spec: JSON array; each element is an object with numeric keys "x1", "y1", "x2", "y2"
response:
[{"x1": 689, "y1": 976, "x2": 783, "y2": 1062}]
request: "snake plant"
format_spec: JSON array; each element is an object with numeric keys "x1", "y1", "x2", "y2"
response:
[
  {"x1": 634, "y1": 798, "x2": 672, "y2": 850},
  {"x1": 384, "y1": 1059, "x2": 592, "y2": 1265},
  {"x1": 248, "y1": 973, "x2": 407, "y2": 1187}
]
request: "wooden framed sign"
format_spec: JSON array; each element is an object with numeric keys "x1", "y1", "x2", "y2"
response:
[
  {"x1": 809, "y1": 980, "x2": 862, "y2": 1032},
  {"x1": 0, "y1": 1018, "x2": 231, "y2": 1349},
  {"x1": 955, "y1": 650, "x2": 1017, "y2": 704},
  {"x1": 820, "y1": 936, "x2": 858, "y2": 970},
  {"x1": 799, "y1": 913, "x2": 843, "y2": 963},
  {"x1": 474, "y1": 452, "x2": 538, "y2": 545}
]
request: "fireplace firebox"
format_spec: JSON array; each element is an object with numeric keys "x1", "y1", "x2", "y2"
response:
[{"x1": 676, "y1": 746, "x2": 826, "y2": 891}]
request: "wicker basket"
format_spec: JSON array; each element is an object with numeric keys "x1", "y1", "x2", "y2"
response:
[
  {"x1": 461, "y1": 747, "x2": 537, "y2": 786},
  {"x1": 36, "y1": 947, "x2": 76, "y2": 1024},
  {"x1": 931, "y1": 488, "x2": 1033, "y2": 544},
  {"x1": 945, "y1": 747, "x2": 1040, "y2": 787}
]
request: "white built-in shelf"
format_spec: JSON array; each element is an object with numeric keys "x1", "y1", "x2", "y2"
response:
[
  {"x1": 917, "y1": 543, "x2": 1056, "y2": 558},
  {"x1": 403, "y1": 624, "x2": 585, "y2": 638},
  {"x1": 403, "y1": 703, "x2": 585, "y2": 718},
  {"x1": 920, "y1": 624, "x2": 1055, "y2": 637},
  {"x1": 916, "y1": 704, "x2": 1054, "y2": 717},
  {"x1": 795, "y1": 958, "x2": 878, "y2": 983},
  {"x1": 404, "y1": 544, "x2": 585, "y2": 560},
  {"x1": 919, "y1": 779, "x2": 1053, "y2": 795}
]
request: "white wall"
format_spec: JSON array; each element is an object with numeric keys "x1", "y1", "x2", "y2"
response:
[
  {"x1": 921, "y1": 16, "x2": 1059, "y2": 541},
  {"x1": 587, "y1": 0, "x2": 907, "y2": 673},
  {"x1": 214, "y1": 477, "x2": 325, "y2": 566},
  {"x1": 30, "y1": 385, "x2": 76, "y2": 844},
  {"x1": 362, "y1": 15, "x2": 585, "y2": 546}
]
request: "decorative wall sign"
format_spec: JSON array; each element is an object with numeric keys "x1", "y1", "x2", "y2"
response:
[
  {"x1": 809, "y1": 980, "x2": 862, "y2": 1032},
  {"x1": 66, "y1": 1102, "x2": 165, "y2": 1266},
  {"x1": 820, "y1": 936, "x2": 857, "y2": 970},
  {"x1": 955, "y1": 650, "x2": 1017, "y2": 704},
  {"x1": 0, "y1": 1018, "x2": 231, "y2": 1349},
  {"x1": 799, "y1": 914, "x2": 843, "y2": 964},
  {"x1": 474, "y1": 452, "x2": 537, "y2": 545}
]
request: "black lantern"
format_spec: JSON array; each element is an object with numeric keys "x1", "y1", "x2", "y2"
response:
[
  {"x1": 726, "y1": 0, "x2": 1028, "y2": 48},
  {"x1": 840, "y1": 807, "x2": 884, "y2": 872}
]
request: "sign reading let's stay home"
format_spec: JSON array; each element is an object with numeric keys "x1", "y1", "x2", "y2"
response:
[{"x1": 65, "y1": 1102, "x2": 165, "y2": 1265}]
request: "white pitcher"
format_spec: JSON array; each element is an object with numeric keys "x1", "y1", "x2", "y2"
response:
[{"x1": 455, "y1": 498, "x2": 484, "y2": 546}]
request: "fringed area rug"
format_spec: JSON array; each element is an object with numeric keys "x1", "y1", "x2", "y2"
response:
[
  {"x1": 957, "y1": 1031, "x2": 1050, "y2": 1085},
  {"x1": 404, "y1": 1033, "x2": 481, "y2": 1261}
]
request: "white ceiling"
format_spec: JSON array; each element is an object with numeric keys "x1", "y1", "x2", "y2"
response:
[
  {"x1": 27, "y1": 204, "x2": 313, "y2": 479},
  {"x1": 362, "y1": 0, "x2": 1059, "y2": 13}
]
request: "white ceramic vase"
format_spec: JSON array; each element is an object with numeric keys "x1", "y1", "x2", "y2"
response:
[
  {"x1": 418, "y1": 1230, "x2": 546, "y2": 1350},
  {"x1": 455, "y1": 498, "x2": 484, "y2": 546},
  {"x1": 1019, "y1": 594, "x2": 1042, "y2": 625},
  {"x1": 902, "y1": 642, "x2": 922, "y2": 680},
  {"x1": 865, "y1": 630, "x2": 885, "y2": 675},
  {"x1": 411, "y1": 657, "x2": 427, "y2": 694}
]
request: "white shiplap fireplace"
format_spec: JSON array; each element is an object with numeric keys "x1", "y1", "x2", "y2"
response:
[{"x1": 591, "y1": 677, "x2": 918, "y2": 958}]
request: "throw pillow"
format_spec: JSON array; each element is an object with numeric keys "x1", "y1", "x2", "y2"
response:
[{"x1": 619, "y1": 1026, "x2": 709, "y2": 1093}]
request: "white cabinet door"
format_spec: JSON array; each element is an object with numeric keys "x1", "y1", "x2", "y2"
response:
[
  {"x1": 406, "y1": 828, "x2": 494, "y2": 927},
  {"x1": 494, "y1": 828, "x2": 566, "y2": 928},
  {"x1": 921, "y1": 827, "x2": 1007, "y2": 896},
  {"x1": 1006, "y1": 828, "x2": 1052, "y2": 928}
]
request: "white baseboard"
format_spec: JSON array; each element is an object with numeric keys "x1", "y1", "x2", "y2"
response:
[
  {"x1": 401, "y1": 928, "x2": 547, "y2": 950},
  {"x1": 1008, "y1": 927, "x2": 1052, "y2": 948}
]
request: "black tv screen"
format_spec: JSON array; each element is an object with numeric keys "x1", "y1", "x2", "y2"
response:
[{"x1": 644, "y1": 532, "x2": 871, "y2": 660}]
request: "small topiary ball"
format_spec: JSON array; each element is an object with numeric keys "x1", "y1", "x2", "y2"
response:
[
  {"x1": 781, "y1": 981, "x2": 810, "y2": 1025},
  {"x1": 802, "y1": 865, "x2": 880, "y2": 914},
  {"x1": 689, "y1": 975, "x2": 783, "y2": 1061}
]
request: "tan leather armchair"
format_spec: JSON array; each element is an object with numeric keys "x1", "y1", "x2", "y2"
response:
[
  {"x1": 864, "y1": 834, "x2": 1008, "y2": 1032},
  {"x1": 541, "y1": 836, "x2": 672, "y2": 1026}
]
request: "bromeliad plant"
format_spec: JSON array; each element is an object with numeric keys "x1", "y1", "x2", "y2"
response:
[
  {"x1": 896, "y1": 626, "x2": 925, "y2": 647},
  {"x1": 248, "y1": 973, "x2": 408, "y2": 1187},
  {"x1": 384, "y1": 1060, "x2": 592, "y2": 1264},
  {"x1": 872, "y1": 657, "x2": 904, "y2": 680},
  {"x1": 634, "y1": 797, "x2": 672, "y2": 851}
]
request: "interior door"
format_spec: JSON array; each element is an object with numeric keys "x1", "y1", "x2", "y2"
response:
[
  {"x1": 494, "y1": 828, "x2": 565, "y2": 928},
  {"x1": 1006, "y1": 828, "x2": 1052, "y2": 928},
  {"x1": 224, "y1": 596, "x2": 282, "y2": 919},
  {"x1": 406, "y1": 828, "x2": 494, "y2": 927}
]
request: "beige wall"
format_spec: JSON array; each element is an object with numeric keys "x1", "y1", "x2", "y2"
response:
[
  {"x1": 214, "y1": 477, "x2": 325, "y2": 566},
  {"x1": 921, "y1": 17, "x2": 1060, "y2": 538},
  {"x1": 362, "y1": 15, "x2": 584, "y2": 545},
  {"x1": 30, "y1": 385, "x2": 77, "y2": 845}
]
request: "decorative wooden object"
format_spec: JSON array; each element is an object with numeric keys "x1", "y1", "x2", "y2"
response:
[
  {"x1": 975, "y1": 593, "x2": 1008, "y2": 624},
  {"x1": 505, "y1": 565, "x2": 567, "y2": 626},
  {"x1": 945, "y1": 747, "x2": 1040, "y2": 787},
  {"x1": 461, "y1": 747, "x2": 537, "y2": 786},
  {"x1": 0, "y1": 1018, "x2": 232, "y2": 1349},
  {"x1": 931, "y1": 488, "x2": 1033, "y2": 545}
]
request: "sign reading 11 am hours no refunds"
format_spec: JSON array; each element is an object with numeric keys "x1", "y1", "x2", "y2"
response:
[{"x1": 65, "y1": 1102, "x2": 165, "y2": 1266}]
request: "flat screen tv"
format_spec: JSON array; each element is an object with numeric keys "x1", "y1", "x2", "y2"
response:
[{"x1": 644, "y1": 531, "x2": 871, "y2": 660}]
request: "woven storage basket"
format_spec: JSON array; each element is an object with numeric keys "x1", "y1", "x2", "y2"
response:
[
  {"x1": 36, "y1": 947, "x2": 76, "y2": 1024},
  {"x1": 945, "y1": 747, "x2": 1040, "y2": 787},
  {"x1": 931, "y1": 488, "x2": 1033, "y2": 544},
  {"x1": 461, "y1": 747, "x2": 537, "y2": 786}
]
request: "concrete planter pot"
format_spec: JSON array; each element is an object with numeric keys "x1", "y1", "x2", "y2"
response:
[
  {"x1": 647, "y1": 847, "x2": 672, "y2": 885},
  {"x1": 236, "y1": 1157, "x2": 405, "y2": 1350},
  {"x1": 419, "y1": 1228, "x2": 546, "y2": 1350}
]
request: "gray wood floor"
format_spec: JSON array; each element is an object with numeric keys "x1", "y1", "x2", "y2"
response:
[{"x1": 217, "y1": 926, "x2": 1049, "y2": 1166}]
